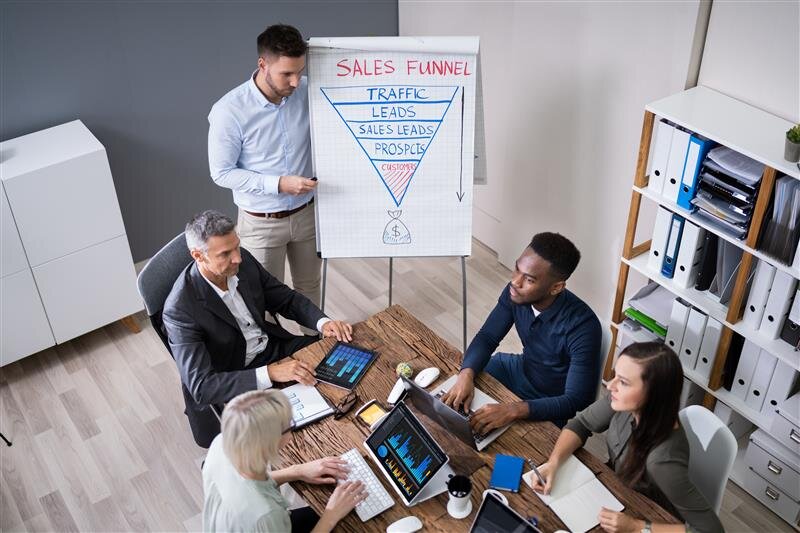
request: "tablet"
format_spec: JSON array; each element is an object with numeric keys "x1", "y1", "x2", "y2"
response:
[
  {"x1": 469, "y1": 492, "x2": 541, "y2": 533},
  {"x1": 314, "y1": 342, "x2": 378, "y2": 390}
]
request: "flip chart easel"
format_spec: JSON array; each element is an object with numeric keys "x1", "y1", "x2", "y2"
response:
[{"x1": 309, "y1": 36, "x2": 484, "y2": 353}]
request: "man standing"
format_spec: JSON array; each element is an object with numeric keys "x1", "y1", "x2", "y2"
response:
[
  {"x1": 163, "y1": 211, "x2": 352, "y2": 447},
  {"x1": 208, "y1": 24, "x2": 319, "y2": 333},
  {"x1": 442, "y1": 232, "x2": 602, "y2": 432}
]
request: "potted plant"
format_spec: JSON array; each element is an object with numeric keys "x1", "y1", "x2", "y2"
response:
[{"x1": 786, "y1": 124, "x2": 800, "y2": 163}]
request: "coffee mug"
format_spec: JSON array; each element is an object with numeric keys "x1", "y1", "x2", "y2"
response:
[{"x1": 446, "y1": 474, "x2": 473, "y2": 519}]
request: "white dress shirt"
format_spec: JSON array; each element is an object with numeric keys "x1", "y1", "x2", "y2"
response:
[
  {"x1": 208, "y1": 72, "x2": 314, "y2": 213},
  {"x1": 201, "y1": 272, "x2": 330, "y2": 389}
]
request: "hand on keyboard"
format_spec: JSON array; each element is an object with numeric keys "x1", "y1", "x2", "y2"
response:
[
  {"x1": 340, "y1": 448, "x2": 394, "y2": 521},
  {"x1": 294, "y1": 456, "x2": 350, "y2": 484},
  {"x1": 323, "y1": 480, "x2": 369, "y2": 524}
]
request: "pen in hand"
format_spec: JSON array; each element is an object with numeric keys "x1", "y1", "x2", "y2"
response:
[{"x1": 527, "y1": 459, "x2": 547, "y2": 490}]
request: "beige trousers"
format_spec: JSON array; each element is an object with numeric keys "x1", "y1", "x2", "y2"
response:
[{"x1": 237, "y1": 205, "x2": 322, "y2": 322}]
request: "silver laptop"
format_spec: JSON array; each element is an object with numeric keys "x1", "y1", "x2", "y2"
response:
[
  {"x1": 363, "y1": 401, "x2": 455, "y2": 507},
  {"x1": 401, "y1": 374, "x2": 511, "y2": 451}
]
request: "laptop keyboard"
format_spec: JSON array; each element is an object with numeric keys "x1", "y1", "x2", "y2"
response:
[
  {"x1": 339, "y1": 448, "x2": 394, "y2": 521},
  {"x1": 433, "y1": 391, "x2": 488, "y2": 442}
]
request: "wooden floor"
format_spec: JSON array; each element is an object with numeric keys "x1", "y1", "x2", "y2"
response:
[{"x1": 0, "y1": 239, "x2": 792, "y2": 532}]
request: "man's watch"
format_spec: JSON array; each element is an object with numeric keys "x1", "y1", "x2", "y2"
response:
[{"x1": 641, "y1": 519, "x2": 652, "y2": 533}]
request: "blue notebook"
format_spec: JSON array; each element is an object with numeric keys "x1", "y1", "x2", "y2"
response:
[{"x1": 489, "y1": 454, "x2": 525, "y2": 492}]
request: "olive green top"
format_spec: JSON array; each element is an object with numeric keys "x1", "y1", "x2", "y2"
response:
[{"x1": 565, "y1": 395, "x2": 724, "y2": 533}]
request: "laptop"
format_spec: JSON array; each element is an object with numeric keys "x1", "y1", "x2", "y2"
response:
[
  {"x1": 469, "y1": 492, "x2": 542, "y2": 533},
  {"x1": 400, "y1": 374, "x2": 511, "y2": 451},
  {"x1": 363, "y1": 401, "x2": 455, "y2": 507}
]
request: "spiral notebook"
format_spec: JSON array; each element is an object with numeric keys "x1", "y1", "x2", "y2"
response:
[
  {"x1": 281, "y1": 384, "x2": 334, "y2": 428},
  {"x1": 523, "y1": 455, "x2": 623, "y2": 533}
]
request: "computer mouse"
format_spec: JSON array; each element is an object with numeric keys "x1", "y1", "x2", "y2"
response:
[
  {"x1": 386, "y1": 515, "x2": 423, "y2": 533},
  {"x1": 414, "y1": 367, "x2": 440, "y2": 388}
]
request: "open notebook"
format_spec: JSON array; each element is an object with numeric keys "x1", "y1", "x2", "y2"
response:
[
  {"x1": 523, "y1": 455, "x2": 624, "y2": 533},
  {"x1": 281, "y1": 384, "x2": 334, "y2": 428}
]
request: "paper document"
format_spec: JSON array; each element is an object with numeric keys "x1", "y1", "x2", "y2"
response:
[
  {"x1": 706, "y1": 146, "x2": 764, "y2": 185},
  {"x1": 523, "y1": 455, "x2": 624, "y2": 533},
  {"x1": 281, "y1": 384, "x2": 334, "y2": 427}
]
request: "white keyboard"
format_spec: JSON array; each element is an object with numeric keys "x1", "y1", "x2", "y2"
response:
[{"x1": 339, "y1": 448, "x2": 394, "y2": 521}]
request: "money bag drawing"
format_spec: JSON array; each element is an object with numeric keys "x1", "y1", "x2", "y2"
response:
[
  {"x1": 320, "y1": 85, "x2": 459, "y2": 246},
  {"x1": 382, "y1": 211, "x2": 412, "y2": 245}
]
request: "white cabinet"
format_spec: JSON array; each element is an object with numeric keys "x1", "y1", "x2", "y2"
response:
[
  {"x1": 1, "y1": 269, "x2": 55, "y2": 365},
  {"x1": 1, "y1": 184, "x2": 28, "y2": 278},
  {"x1": 33, "y1": 236, "x2": 140, "y2": 343},
  {"x1": 0, "y1": 120, "x2": 141, "y2": 364}
]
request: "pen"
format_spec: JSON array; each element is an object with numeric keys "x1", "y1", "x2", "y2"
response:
[{"x1": 527, "y1": 459, "x2": 547, "y2": 488}]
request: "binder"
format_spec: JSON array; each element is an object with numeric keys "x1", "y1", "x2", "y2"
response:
[
  {"x1": 647, "y1": 119, "x2": 674, "y2": 195},
  {"x1": 663, "y1": 128, "x2": 692, "y2": 203},
  {"x1": 677, "y1": 135, "x2": 714, "y2": 210},
  {"x1": 742, "y1": 260, "x2": 776, "y2": 330},
  {"x1": 779, "y1": 288, "x2": 800, "y2": 349},
  {"x1": 648, "y1": 206, "x2": 673, "y2": 273},
  {"x1": 745, "y1": 351, "x2": 778, "y2": 411},
  {"x1": 679, "y1": 308, "x2": 708, "y2": 372},
  {"x1": 759, "y1": 270, "x2": 798, "y2": 339},
  {"x1": 673, "y1": 222, "x2": 706, "y2": 289},
  {"x1": 661, "y1": 214, "x2": 685, "y2": 278},
  {"x1": 665, "y1": 299, "x2": 691, "y2": 354},
  {"x1": 731, "y1": 340, "x2": 761, "y2": 400},
  {"x1": 694, "y1": 232, "x2": 719, "y2": 291},
  {"x1": 760, "y1": 360, "x2": 799, "y2": 427},
  {"x1": 695, "y1": 317, "x2": 723, "y2": 382}
]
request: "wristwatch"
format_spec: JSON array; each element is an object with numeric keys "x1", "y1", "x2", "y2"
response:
[{"x1": 641, "y1": 519, "x2": 652, "y2": 533}]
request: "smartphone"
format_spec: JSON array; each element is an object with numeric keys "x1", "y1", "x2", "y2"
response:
[{"x1": 355, "y1": 400, "x2": 388, "y2": 429}]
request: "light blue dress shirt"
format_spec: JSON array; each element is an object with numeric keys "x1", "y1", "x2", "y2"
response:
[{"x1": 208, "y1": 71, "x2": 314, "y2": 212}]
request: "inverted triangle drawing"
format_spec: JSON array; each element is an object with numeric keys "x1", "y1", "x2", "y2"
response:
[{"x1": 320, "y1": 85, "x2": 459, "y2": 206}]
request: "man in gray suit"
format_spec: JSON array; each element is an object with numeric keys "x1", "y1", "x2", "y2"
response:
[{"x1": 163, "y1": 210, "x2": 352, "y2": 447}]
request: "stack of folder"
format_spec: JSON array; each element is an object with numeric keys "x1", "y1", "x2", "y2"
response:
[
  {"x1": 665, "y1": 298, "x2": 723, "y2": 384},
  {"x1": 742, "y1": 258, "x2": 799, "y2": 341},
  {"x1": 690, "y1": 146, "x2": 765, "y2": 240},
  {"x1": 624, "y1": 283, "x2": 672, "y2": 338},
  {"x1": 648, "y1": 205, "x2": 744, "y2": 305},
  {"x1": 758, "y1": 175, "x2": 800, "y2": 265},
  {"x1": 648, "y1": 120, "x2": 716, "y2": 208}
]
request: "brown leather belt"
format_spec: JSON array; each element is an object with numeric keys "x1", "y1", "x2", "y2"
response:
[{"x1": 245, "y1": 198, "x2": 314, "y2": 219}]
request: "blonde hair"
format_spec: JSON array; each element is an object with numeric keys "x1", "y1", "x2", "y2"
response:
[{"x1": 221, "y1": 390, "x2": 292, "y2": 475}]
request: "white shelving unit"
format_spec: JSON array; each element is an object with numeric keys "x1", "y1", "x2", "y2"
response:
[{"x1": 609, "y1": 86, "x2": 800, "y2": 526}]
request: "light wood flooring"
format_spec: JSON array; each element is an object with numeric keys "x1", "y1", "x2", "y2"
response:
[{"x1": 0, "y1": 239, "x2": 793, "y2": 532}]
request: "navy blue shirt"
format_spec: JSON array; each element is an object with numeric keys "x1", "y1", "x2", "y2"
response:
[{"x1": 462, "y1": 284, "x2": 602, "y2": 422}]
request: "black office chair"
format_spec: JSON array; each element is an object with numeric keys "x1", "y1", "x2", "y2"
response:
[{"x1": 136, "y1": 233, "x2": 223, "y2": 446}]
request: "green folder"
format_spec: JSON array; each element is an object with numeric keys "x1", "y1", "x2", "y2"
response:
[{"x1": 623, "y1": 307, "x2": 667, "y2": 338}]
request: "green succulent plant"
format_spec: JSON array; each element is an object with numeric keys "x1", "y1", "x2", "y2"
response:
[{"x1": 788, "y1": 124, "x2": 800, "y2": 143}]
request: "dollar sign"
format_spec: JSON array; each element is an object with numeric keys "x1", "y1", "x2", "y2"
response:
[{"x1": 392, "y1": 224, "x2": 400, "y2": 238}]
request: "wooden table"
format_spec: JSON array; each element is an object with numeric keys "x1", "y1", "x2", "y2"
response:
[{"x1": 281, "y1": 306, "x2": 678, "y2": 532}]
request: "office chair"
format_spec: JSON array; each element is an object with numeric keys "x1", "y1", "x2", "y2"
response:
[
  {"x1": 136, "y1": 233, "x2": 224, "y2": 446},
  {"x1": 679, "y1": 405, "x2": 737, "y2": 513}
]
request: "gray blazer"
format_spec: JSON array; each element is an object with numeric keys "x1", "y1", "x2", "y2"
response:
[
  {"x1": 565, "y1": 395, "x2": 724, "y2": 533},
  {"x1": 163, "y1": 247, "x2": 325, "y2": 417}
]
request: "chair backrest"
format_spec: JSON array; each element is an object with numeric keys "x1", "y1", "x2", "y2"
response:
[
  {"x1": 678, "y1": 405, "x2": 737, "y2": 513},
  {"x1": 136, "y1": 233, "x2": 192, "y2": 349}
]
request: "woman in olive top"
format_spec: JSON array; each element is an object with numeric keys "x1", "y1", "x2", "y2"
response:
[
  {"x1": 202, "y1": 389, "x2": 367, "y2": 533},
  {"x1": 531, "y1": 342, "x2": 724, "y2": 533}
]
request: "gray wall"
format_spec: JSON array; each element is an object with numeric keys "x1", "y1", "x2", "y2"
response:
[{"x1": 1, "y1": 1, "x2": 398, "y2": 261}]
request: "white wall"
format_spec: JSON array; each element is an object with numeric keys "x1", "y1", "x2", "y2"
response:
[
  {"x1": 698, "y1": 1, "x2": 799, "y2": 123},
  {"x1": 399, "y1": 2, "x2": 700, "y2": 330}
]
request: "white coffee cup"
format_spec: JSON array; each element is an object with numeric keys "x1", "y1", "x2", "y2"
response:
[{"x1": 446, "y1": 474, "x2": 473, "y2": 519}]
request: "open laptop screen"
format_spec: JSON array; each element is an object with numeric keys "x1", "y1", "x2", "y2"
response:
[{"x1": 365, "y1": 402, "x2": 448, "y2": 504}]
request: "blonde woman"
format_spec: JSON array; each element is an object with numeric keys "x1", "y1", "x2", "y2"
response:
[{"x1": 203, "y1": 390, "x2": 367, "y2": 532}]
